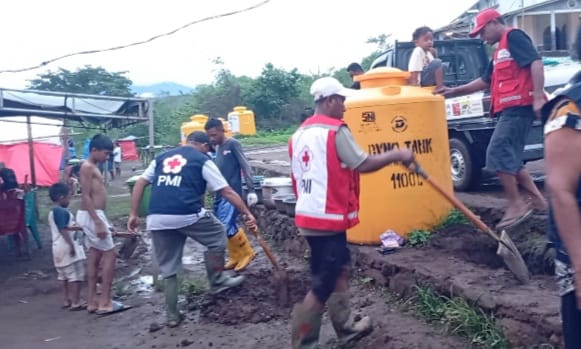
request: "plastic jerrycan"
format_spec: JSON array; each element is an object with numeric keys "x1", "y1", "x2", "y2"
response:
[
  {"x1": 344, "y1": 67, "x2": 453, "y2": 244},
  {"x1": 229, "y1": 106, "x2": 257, "y2": 136},
  {"x1": 180, "y1": 114, "x2": 209, "y2": 144}
]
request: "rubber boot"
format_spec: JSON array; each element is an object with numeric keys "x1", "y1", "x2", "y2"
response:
[
  {"x1": 291, "y1": 303, "x2": 322, "y2": 349},
  {"x1": 224, "y1": 235, "x2": 240, "y2": 270},
  {"x1": 230, "y1": 228, "x2": 256, "y2": 272},
  {"x1": 327, "y1": 292, "x2": 373, "y2": 344},
  {"x1": 204, "y1": 251, "x2": 245, "y2": 294},
  {"x1": 164, "y1": 276, "x2": 182, "y2": 327}
]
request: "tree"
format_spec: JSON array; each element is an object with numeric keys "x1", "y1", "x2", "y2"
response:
[
  {"x1": 28, "y1": 65, "x2": 134, "y2": 97},
  {"x1": 246, "y1": 63, "x2": 303, "y2": 128}
]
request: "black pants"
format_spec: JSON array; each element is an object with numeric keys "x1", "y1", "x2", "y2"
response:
[
  {"x1": 306, "y1": 233, "x2": 351, "y2": 303},
  {"x1": 563, "y1": 291, "x2": 581, "y2": 349}
]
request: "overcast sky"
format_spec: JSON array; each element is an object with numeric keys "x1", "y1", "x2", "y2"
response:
[{"x1": 0, "y1": 0, "x2": 476, "y2": 89}]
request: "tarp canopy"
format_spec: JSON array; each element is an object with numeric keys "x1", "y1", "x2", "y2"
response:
[
  {"x1": 0, "y1": 116, "x2": 64, "y2": 186},
  {"x1": 0, "y1": 88, "x2": 150, "y2": 128},
  {"x1": 119, "y1": 139, "x2": 138, "y2": 161},
  {"x1": 0, "y1": 116, "x2": 63, "y2": 144},
  {"x1": 0, "y1": 87, "x2": 153, "y2": 187},
  {"x1": 0, "y1": 143, "x2": 62, "y2": 186}
]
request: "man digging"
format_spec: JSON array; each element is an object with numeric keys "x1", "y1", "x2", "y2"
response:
[
  {"x1": 289, "y1": 77, "x2": 414, "y2": 348},
  {"x1": 128, "y1": 131, "x2": 256, "y2": 327}
]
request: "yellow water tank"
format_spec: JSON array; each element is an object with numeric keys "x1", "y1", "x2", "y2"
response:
[
  {"x1": 228, "y1": 106, "x2": 257, "y2": 136},
  {"x1": 345, "y1": 67, "x2": 453, "y2": 244},
  {"x1": 180, "y1": 114, "x2": 233, "y2": 144}
]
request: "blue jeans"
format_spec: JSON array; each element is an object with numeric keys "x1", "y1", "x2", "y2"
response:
[{"x1": 213, "y1": 197, "x2": 239, "y2": 238}]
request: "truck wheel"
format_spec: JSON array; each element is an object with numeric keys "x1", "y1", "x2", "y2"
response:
[{"x1": 449, "y1": 138, "x2": 481, "y2": 191}]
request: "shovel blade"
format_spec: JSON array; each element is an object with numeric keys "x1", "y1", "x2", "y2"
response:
[{"x1": 496, "y1": 230, "x2": 530, "y2": 284}]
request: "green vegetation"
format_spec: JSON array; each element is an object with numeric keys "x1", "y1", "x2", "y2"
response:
[
  {"x1": 411, "y1": 285, "x2": 508, "y2": 349},
  {"x1": 437, "y1": 209, "x2": 469, "y2": 229},
  {"x1": 408, "y1": 230, "x2": 432, "y2": 247},
  {"x1": 238, "y1": 127, "x2": 295, "y2": 147}
]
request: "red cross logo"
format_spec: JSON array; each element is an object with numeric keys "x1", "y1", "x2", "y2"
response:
[
  {"x1": 163, "y1": 154, "x2": 187, "y2": 174},
  {"x1": 299, "y1": 147, "x2": 312, "y2": 172},
  {"x1": 302, "y1": 151, "x2": 310, "y2": 166},
  {"x1": 168, "y1": 158, "x2": 181, "y2": 170}
]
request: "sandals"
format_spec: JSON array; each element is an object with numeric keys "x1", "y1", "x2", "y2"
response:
[
  {"x1": 496, "y1": 209, "x2": 533, "y2": 230},
  {"x1": 96, "y1": 301, "x2": 133, "y2": 316}
]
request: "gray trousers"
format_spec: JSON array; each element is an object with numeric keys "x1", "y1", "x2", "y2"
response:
[{"x1": 150, "y1": 212, "x2": 227, "y2": 278}]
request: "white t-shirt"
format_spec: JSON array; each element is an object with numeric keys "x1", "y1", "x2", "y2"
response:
[
  {"x1": 49, "y1": 207, "x2": 86, "y2": 268},
  {"x1": 113, "y1": 147, "x2": 122, "y2": 163},
  {"x1": 141, "y1": 158, "x2": 229, "y2": 230},
  {"x1": 408, "y1": 46, "x2": 434, "y2": 84}
]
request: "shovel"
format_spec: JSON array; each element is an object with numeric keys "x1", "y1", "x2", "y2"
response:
[
  {"x1": 246, "y1": 224, "x2": 290, "y2": 306},
  {"x1": 407, "y1": 161, "x2": 531, "y2": 284}
]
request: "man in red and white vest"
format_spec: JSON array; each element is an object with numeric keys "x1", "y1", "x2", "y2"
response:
[
  {"x1": 436, "y1": 8, "x2": 547, "y2": 230},
  {"x1": 288, "y1": 77, "x2": 414, "y2": 348}
]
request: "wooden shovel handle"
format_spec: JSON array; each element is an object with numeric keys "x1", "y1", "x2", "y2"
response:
[
  {"x1": 248, "y1": 226, "x2": 281, "y2": 269},
  {"x1": 408, "y1": 162, "x2": 499, "y2": 241}
]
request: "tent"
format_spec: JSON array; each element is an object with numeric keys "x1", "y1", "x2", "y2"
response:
[
  {"x1": 0, "y1": 87, "x2": 153, "y2": 188},
  {"x1": 0, "y1": 116, "x2": 64, "y2": 186},
  {"x1": 118, "y1": 135, "x2": 139, "y2": 161}
]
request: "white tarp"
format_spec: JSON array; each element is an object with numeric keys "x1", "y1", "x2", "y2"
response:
[{"x1": 0, "y1": 116, "x2": 63, "y2": 145}]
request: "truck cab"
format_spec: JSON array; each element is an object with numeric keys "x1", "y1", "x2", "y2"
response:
[{"x1": 370, "y1": 39, "x2": 580, "y2": 191}]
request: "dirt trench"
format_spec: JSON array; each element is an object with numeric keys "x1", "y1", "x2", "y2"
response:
[{"x1": 252, "y1": 205, "x2": 563, "y2": 348}]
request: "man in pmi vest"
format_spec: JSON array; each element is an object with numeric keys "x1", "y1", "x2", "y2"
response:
[
  {"x1": 436, "y1": 8, "x2": 547, "y2": 230},
  {"x1": 127, "y1": 131, "x2": 256, "y2": 327},
  {"x1": 205, "y1": 118, "x2": 257, "y2": 272},
  {"x1": 289, "y1": 77, "x2": 414, "y2": 348},
  {"x1": 542, "y1": 27, "x2": 581, "y2": 348}
]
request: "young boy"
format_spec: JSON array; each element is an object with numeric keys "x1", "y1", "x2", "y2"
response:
[
  {"x1": 48, "y1": 182, "x2": 86, "y2": 311},
  {"x1": 408, "y1": 26, "x2": 443, "y2": 88},
  {"x1": 76, "y1": 134, "x2": 131, "y2": 315}
]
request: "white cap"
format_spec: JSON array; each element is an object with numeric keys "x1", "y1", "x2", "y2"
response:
[{"x1": 310, "y1": 77, "x2": 356, "y2": 102}]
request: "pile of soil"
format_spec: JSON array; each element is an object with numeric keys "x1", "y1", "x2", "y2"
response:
[
  {"x1": 189, "y1": 270, "x2": 310, "y2": 325},
  {"x1": 428, "y1": 210, "x2": 554, "y2": 275},
  {"x1": 429, "y1": 223, "x2": 504, "y2": 269}
]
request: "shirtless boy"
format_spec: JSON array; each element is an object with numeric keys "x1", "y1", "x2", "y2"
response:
[{"x1": 77, "y1": 134, "x2": 130, "y2": 315}]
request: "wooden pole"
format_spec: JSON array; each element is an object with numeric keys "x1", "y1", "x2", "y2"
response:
[
  {"x1": 26, "y1": 115, "x2": 39, "y2": 215},
  {"x1": 148, "y1": 100, "x2": 155, "y2": 164},
  {"x1": 26, "y1": 115, "x2": 37, "y2": 188}
]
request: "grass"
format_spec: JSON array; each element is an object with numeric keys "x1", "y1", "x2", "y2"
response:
[
  {"x1": 410, "y1": 285, "x2": 509, "y2": 349},
  {"x1": 436, "y1": 209, "x2": 469, "y2": 230},
  {"x1": 237, "y1": 127, "x2": 295, "y2": 147},
  {"x1": 408, "y1": 230, "x2": 432, "y2": 247},
  {"x1": 352, "y1": 276, "x2": 509, "y2": 349}
]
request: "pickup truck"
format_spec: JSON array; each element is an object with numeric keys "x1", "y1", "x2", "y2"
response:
[{"x1": 370, "y1": 39, "x2": 581, "y2": 191}]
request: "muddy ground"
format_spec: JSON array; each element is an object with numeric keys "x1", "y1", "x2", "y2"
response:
[
  {"x1": 0, "y1": 226, "x2": 477, "y2": 349},
  {"x1": 0, "y1": 160, "x2": 480, "y2": 349}
]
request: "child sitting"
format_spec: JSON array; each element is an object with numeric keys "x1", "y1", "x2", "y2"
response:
[
  {"x1": 408, "y1": 26, "x2": 443, "y2": 89},
  {"x1": 48, "y1": 182, "x2": 87, "y2": 311}
]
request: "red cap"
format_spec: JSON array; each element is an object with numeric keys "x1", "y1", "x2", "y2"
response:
[{"x1": 469, "y1": 8, "x2": 502, "y2": 38}]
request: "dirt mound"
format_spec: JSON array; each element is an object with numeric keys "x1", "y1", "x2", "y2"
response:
[
  {"x1": 189, "y1": 270, "x2": 310, "y2": 325},
  {"x1": 429, "y1": 223, "x2": 504, "y2": 269}
]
